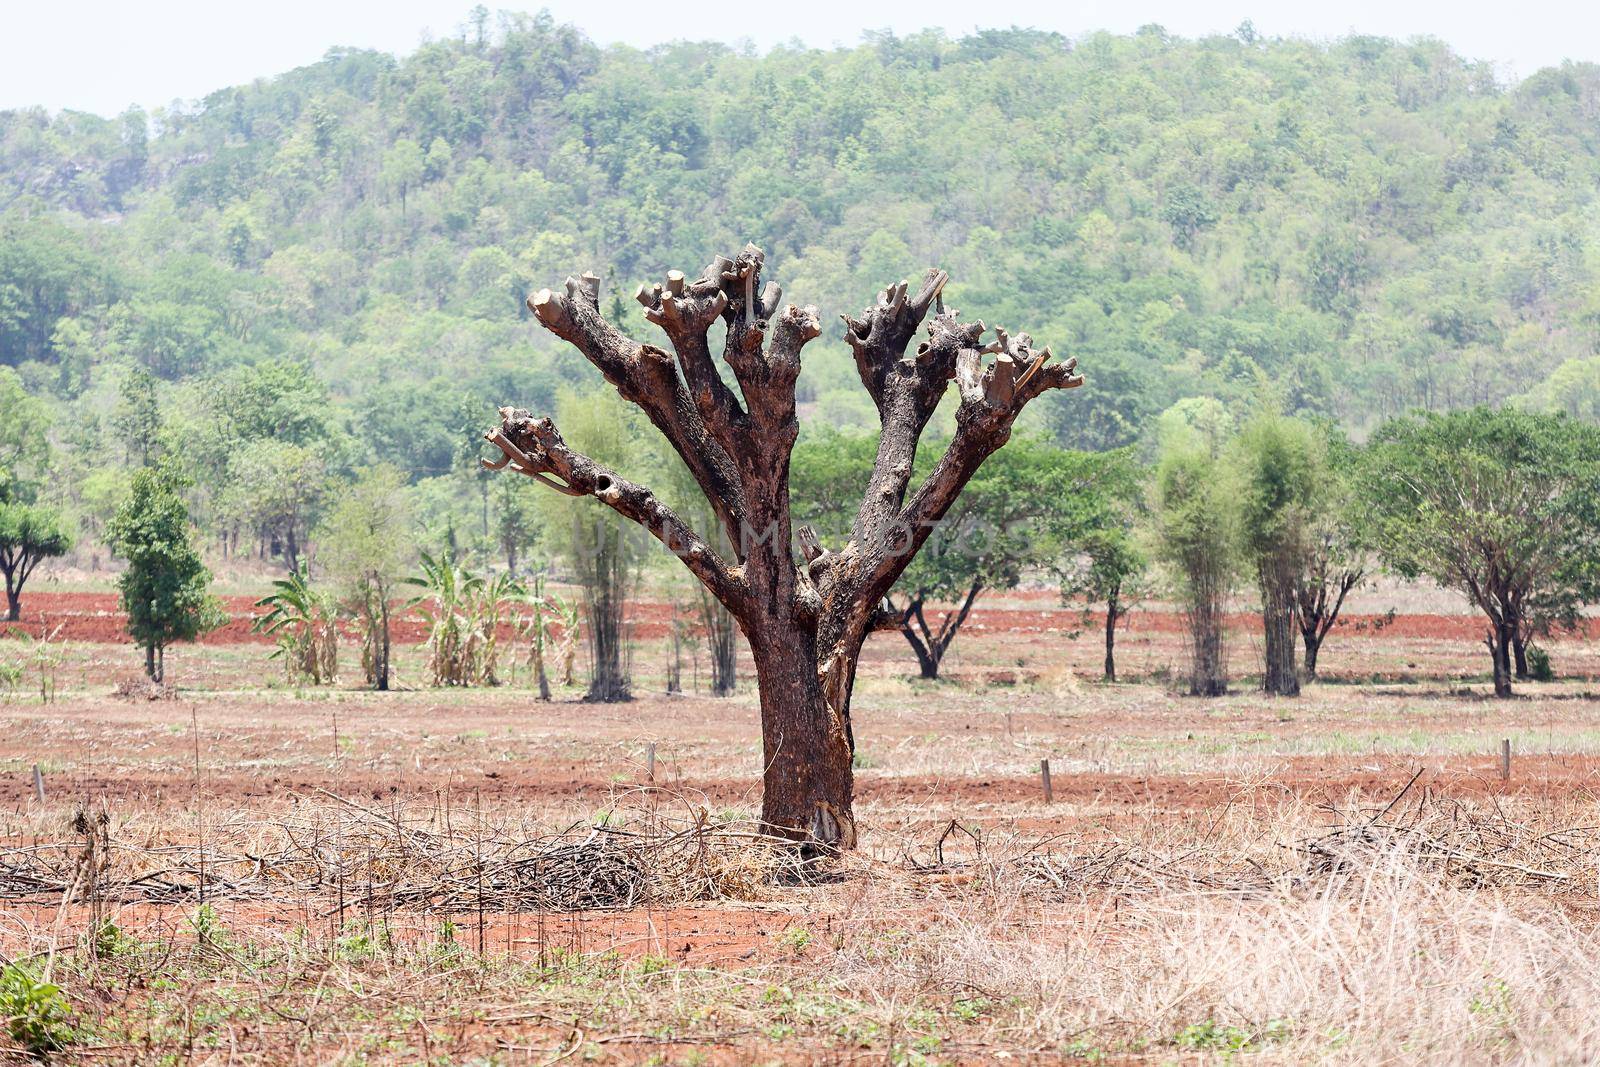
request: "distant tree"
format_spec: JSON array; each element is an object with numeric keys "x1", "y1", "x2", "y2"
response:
[
  {"x1": 1056, "y1": 448, "x2": 1147, "y2": 683},
  {"x1": 884, "y1": 436, "x2": 1099, "y2": 679},
  {"x1": 794, "y1": 430, "x2": 1099, "y2": 679},
  {"x1": 382, "y1": 139, "x2": 425, "y2": 214},
  {"x1": 491, "y1": 474, "x2": 539, "y2": 574},
  {"x1": 111, "y1": 367, "x2": 162, "y2": 468},
  {"x1": 0, "y1": 368, "x2": 50, "y2": 478},
  {"x1": 1151, "y1": 434, "x2": 1239, "y2": 696},
  {"x1": 1231, "y1": 414, "x2": 1319, "y2": 696},
  {"x1": 316, "y1": 465, "x2": 413, "y2": 691},
  {"x1": 106, "y1": 467, "x2": 220, "y2": 681},
  {"x1": 533, "y1": 389, "x2": 646, "y2": 703},
  {"x1": 1292, "y1": 424, "x2": 1368, "y2": 681},
  {"x1": 220, "y1": 440, "x2": 327, "y2": 569},
  {"x1": 1361, "y1": 408, "x2": 1600, "y2": 697},
  {"x1": 0, "y1": 496, "x2": 72, "y2": 621}
]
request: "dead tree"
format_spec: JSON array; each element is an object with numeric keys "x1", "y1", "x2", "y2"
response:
[{"x1": 482, "y1": 245, "x2": 1082, "y2": 849}]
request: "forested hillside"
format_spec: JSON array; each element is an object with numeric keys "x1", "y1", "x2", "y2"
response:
[{"x1": 5, "y1": 13, "x2": 1600, "y2": 550}]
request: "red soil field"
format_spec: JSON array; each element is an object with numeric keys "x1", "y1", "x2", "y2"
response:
[{"x1": 8, "y1": 590, "x2": 1589, "y2": 646}]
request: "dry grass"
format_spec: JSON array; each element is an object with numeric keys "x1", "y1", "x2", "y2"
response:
[{"x1": 1, "y1": 782, "x2": 1598, "y2": 1063}]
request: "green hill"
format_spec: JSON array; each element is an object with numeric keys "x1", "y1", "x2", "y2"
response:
[{"x1": 5, "y1": 15, "x2": 1600, "y2": 480}]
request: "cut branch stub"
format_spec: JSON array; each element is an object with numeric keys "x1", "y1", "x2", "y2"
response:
[{"x1": 845, "y1": 267, "x2": 950, "y2": 410}]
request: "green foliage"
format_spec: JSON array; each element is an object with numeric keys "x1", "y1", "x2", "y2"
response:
[
  {"x1": 0, "y1": 367, "x2": 50, "y2": 480},
  {"x1": 1527, "y1": 644, "x2": 1554, "y2": 682},
  {"x1": 1056, "y1": 448, "x2": 1149, "y2": 615},
  {"x1": 1232, "y1": 414, "x2": 1319, "y2": 564},
  {"x1": 6, "y1": 23, "x2": 1600, "y2": 495},
  {"x1": 1361, "y1": 407, "x2": 1600, "y2": 628},
  {"x1": 0, "y1": 498, "x2": 72, "y2": 618},
  {"x1": 0, "y1": 962, "x2": 75, "y2": 1057},
  {"x1": 404, "y1": 550, "x2": 521, "y2": 686},
  {"x1": 315, "y1": 464, "x2": 414, "y2": 689},
  {"x1": 105, "y1": 466, "x2": 222, "y2": 676},
  {"x1": 1151, "y1": 432, "x2": 1241, "y2": 695},
  {"x1": 251, "y1": 561, "x2": 339, "y2": 685},
  {"x1": 1361, "y1": 407, "x2": 1600, "y2": 694}
]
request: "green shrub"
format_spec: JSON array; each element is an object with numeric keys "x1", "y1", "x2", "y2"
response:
[
  {"x1": 0, "y1": 964, "x2": 74, "y2": 1057},
  {"x1": 1528, "y1": 644, "x2": 1554, "y2": 682}
]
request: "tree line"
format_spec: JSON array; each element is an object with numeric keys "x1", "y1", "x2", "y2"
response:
[{"x1": 7, "y1": 352, "x2": 1596, "y2": 701}]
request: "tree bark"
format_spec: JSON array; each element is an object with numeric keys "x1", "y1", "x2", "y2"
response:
[
  {"x1": 1490, "y1": 621, "x2": 1514, "y2": 698},
  {"x1": 3, "y1": 587, "x2": 17, "y2": 622},
  {"x1": 1103, "y1": 586, "x2": 1120, "y2": 683},
  {"x1": 376, "y1": 592, "x2": 391, "y2": 692},
  {"x1": 1302, "y1": 634, "x2": 1321, "y2": 681},
  {"x1": 749, "y1": 620, "x2": 854, "y2": 849},
  {"x1": 1512, "y1": 633, "x2": 1530, "y2": 681},
  {"x1": 1261, "y1": 565, "x2": 1300, "y2": 697}
]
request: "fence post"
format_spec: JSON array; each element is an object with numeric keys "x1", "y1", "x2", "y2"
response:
[{"x1": 1040, "y1": 758, "x2": 1053, "y2": 803}]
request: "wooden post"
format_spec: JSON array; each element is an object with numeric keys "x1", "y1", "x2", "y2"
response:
[
  {"x1": 1500, "y1": 738, "x2": 1511, "y2": 782},
  {"x1": 1005, "y1": 712, "x2": 1013, "y2": 741},
  {"x1": 31, "y1": 764, "x2": 44, "y2": 804},
  {"x1": 1040, "y1": 758, "x2": 1053, "y2": 803},
  {"x1": 646, "y1": 742, "x2": 656, "y2": 783}
]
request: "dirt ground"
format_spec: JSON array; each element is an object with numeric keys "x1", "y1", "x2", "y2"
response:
[{"x1": 3, "y1": 585, "x2": 1600, "y2": 1063}]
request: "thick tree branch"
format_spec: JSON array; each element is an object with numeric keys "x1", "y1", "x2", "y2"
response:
[
  {"x1": 528, "y1": 278, "x2": 747, "y2": 549},
  {"x1": 842, "y1": 268, "x2": 949, "y2": 412},
  {"x1": 851, "y1": 308, "x2": 982, "y2": 546},
  {"x1": 843, "y1": 328, "x2": 1082, "y2": 616},
  {"x1": 484, "y1": 410, "x2": 747, "y2": 614}
]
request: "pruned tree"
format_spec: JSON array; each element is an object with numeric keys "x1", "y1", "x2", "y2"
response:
[{"x1": 481, "y1": 246, "x2": 1082, "y2": 848}]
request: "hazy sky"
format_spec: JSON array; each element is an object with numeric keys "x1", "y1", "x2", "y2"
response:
[{"x1": 3, "y1": 0, "x2": 1595, "y2": 117}]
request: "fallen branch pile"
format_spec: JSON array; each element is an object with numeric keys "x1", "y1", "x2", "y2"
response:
[{"x1": 0, "y1": 789, "x2": 796, "y2": 912}]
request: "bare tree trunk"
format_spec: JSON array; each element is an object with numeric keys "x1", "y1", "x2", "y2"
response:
[
  {"x1": 1302, "y1": 633, "x2": 1321, "y2": 681},
  {"x1": 376, "y1": 590, "x2": 391, "y2": 692},
  {"x1": 1512, "y1": 632, "x2": 1530, "y2": 681},
  {"x1": 1103, "y1": 581, "x2": 1122, "y2": 682},
  {"x1": 1186, "y1": 568, "x2": 1228, "y2": 697},
  {"x1": 3, "y1": 586, "x2": 18, "y2": 622},
  {"x1": 705, "y1": 594, "x2": 737, "y2": 696},
  {"x1": 1490, "y1": 622, "x2": 1514, "y2": 699},
  {"x1": 144, "y1": 642, "x2": 156, "y2": 680},
  {"x1": 750, "y1": 621, "x2": 854, "y2": 847}
]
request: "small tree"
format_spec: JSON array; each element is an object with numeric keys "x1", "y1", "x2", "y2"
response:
[
  {"x1": 106, "y1": 467, "x2": 220, "y2": 681},
  {"x1": 316, "y1": 465, "x2": 413, "y2": 691},
  {"x1": 0, "y1": 499, "x2": 72, "y2": 622},
  {"x1": 1293, "y1": 424, "x2": 1368, "y2": 681},
  {"x1": 1232, "y1": 415, "x2": 1319, "y2": 696},
  {"x1": 534, "y1": 389, "x2": 645, "y2": 703},
  {"x1": 111, "y1": 367, "x2": 162, "y2": 468},
  {"x1": 1056, "y1": 449, "x2": 1147, "y2": 683},
  {"x1": 1151, "y1": 437, "x2": 1239, "y2": 697},
  {"x1": 1361, "y1": 407, "x2": 1600, "y2": 698},
  {"x1": 885, "y1": 436, "x2": 1099, "y2": 679}
]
